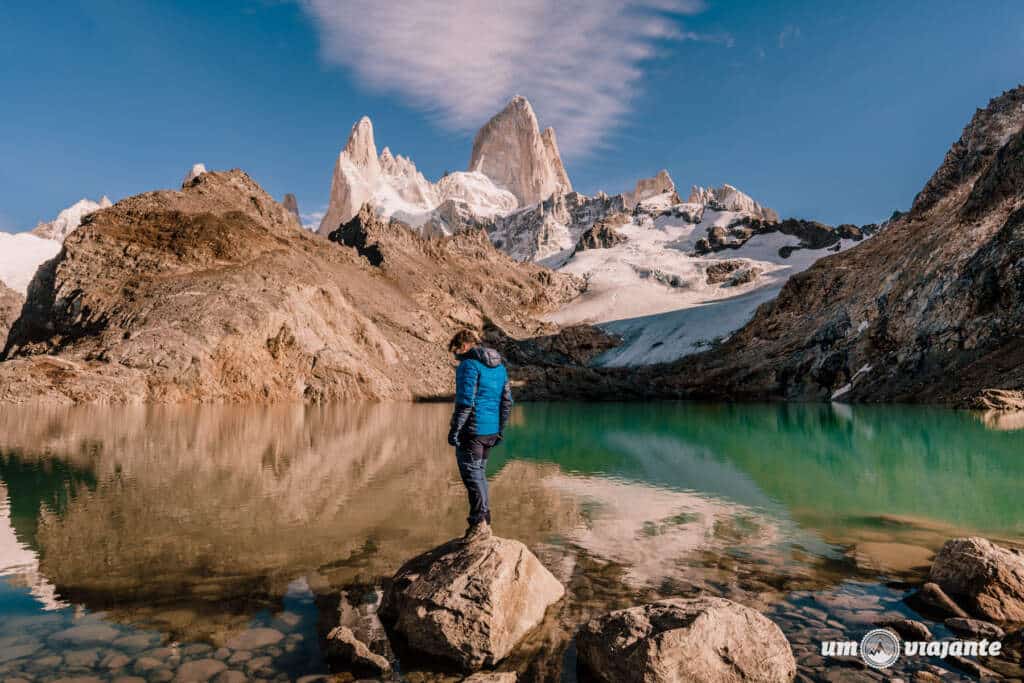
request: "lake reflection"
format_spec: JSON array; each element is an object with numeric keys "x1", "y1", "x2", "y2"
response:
[{"x1": 1, "y1": 402, "x2": 1022, "y2": 680}]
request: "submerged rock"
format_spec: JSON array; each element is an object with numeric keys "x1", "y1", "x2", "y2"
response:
[
  {"x1": 908, "y1": 582, "x2": 970, "y2": 619},
  {"x1": 944, "y1": 616, "x2": 1006, "y2": 639},
  {"x1": 575, "y1": 597, "x2": 796, "y2": 683},
  {"x1": 379, "y1": 535, "x2": 564, "y2": 670},
  {"x1": 224, "y1": 627, "x2": 284, "y2": 651},
  {"x1": 930, "y1": 537, "x2": 1024, "y2": 622},
  {"x1": 878, "y1": 617, "x2": 932, "y2": 641}
]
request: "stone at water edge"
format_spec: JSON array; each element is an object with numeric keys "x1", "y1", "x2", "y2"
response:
[
  {"x1": 325, "y1": 625, "x2": 391, "y2": 675},
  {"x1": 379, "y1": 534, "x2": 564, "y2": 671},
  {"x1": 575, "y1": 597, "x2": 796, "y2": 683},
  {"x1": 909, "y1": 582, "x2": 970, "y2": 619},
  {"x1": 930, "y1": 537, "x2": 1024, "y2": 622}
]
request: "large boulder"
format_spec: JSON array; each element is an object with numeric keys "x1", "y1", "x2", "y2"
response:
[
  {"x1": 379, "y1": 535, "x2": 564, "y2": 670},
  {"x1": 576, "y1": 597, "x2": 796, "y2": 683},
  {"x1": 930, "y1": 537, "x2": 1024, "y2": 622}
]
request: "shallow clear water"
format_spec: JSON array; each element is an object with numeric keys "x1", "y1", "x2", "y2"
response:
[{"x1": 1, "y1": 402, "x2": 1021, "y2": 681}]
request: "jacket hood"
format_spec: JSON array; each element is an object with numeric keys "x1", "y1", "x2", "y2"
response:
[{"x1": 461, "y1": 345, "x2": 504, "y2": 368}]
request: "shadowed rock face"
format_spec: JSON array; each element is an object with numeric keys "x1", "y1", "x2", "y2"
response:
[
  {"x1": 0, "y1": 171, "x2": 582, "y2": 405},
  {"x1": 640, "y1": 85, "x2": 1024, "y2": 406}
]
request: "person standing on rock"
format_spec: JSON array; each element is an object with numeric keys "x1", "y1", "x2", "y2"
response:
[{"x1": 447, "y1": 329, "x2": 513, "y2": 543}]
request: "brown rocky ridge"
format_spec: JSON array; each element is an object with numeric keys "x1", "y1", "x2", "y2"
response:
[{"x1": 0, "y1": 170, "x2": 583, "y2": 404}]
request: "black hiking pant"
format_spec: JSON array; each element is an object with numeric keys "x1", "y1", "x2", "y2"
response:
[{"x1": 455, "y1": 434, "x2": 500, "y2": 525}]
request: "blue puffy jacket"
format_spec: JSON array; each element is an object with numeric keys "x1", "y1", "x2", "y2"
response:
[{"x1": 448, "y1": 346, "x2": 513, "y2": 442}]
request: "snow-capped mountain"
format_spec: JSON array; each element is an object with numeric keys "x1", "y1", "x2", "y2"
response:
[
  {"x1": 31, "y1": 196, "x2": 112, "y2": 242},
  {"x1": 317, "y1": 116, "x2": 517, "y2": 235},
  {"x1": 307, "y1": 97, "x2": 879, "y2": 369},
  {"x1": 484, "y1": 170, "x2": 880, "y2": 366},
  {"x1": 548, "y1": 201, "x2": 868, "y2": 366}
]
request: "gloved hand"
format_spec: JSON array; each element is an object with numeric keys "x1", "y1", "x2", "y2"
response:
[
  {"x1": 447, "y1": 431, "x2": 460, "y2": 447},
  {"x1": 493, "y1": 432, "x2": 504, "y2": 446}
]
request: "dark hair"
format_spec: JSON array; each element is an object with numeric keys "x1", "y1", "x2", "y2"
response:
[{"x1": 448, "y1": 329, "x2": 479, "y2": 353}]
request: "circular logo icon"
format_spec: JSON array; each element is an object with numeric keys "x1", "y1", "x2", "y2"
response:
[{"x1": 860, "y1": 628, "x2": 901, "y2": 669}]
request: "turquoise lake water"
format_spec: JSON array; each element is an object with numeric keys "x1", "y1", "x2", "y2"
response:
[{"x1": 1, "y1": 402, "x2": 1021, "y2": 680}]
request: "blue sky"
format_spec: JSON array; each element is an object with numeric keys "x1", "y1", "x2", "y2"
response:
[{"x1": 1, "y1": 0, "x2": 1021, "y2": 232}]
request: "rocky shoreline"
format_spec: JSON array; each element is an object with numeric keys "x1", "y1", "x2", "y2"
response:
[{"x1": 6, "y1": 533, "x2": 1022, "y2": 682}]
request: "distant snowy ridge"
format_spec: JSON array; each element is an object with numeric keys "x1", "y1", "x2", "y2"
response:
[
  {"x1": 4, "y1": 194, "x2": 113, "y2": 296},
  {"x1": 31, "y1": 196, "x2": 112, "y2": 242}
]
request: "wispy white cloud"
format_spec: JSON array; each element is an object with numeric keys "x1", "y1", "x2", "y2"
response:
[
  {"x1": 300, "y1": 0, "x2": 723, "y2": 157},
  {"x1": 300, "y1": 209, "x2": 325, "y2": 231}
]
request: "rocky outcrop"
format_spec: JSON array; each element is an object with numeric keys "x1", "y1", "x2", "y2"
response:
[
  {"x1": 647, "y1": 85, "x2": 1024, "y2": 405},
  {"x1": 468, "y1": 96, "x2": 572, "y2": 206},
  {"x1": 930, "y1": 537, "x2": 1024, "y2": 622},
  {"x1": 575, "y1": 597, "x2": 796, "y2": 683},
  {"x1": 490, "y1": 191, "x2": 625, "y2": 262},
  {"x1": 282, "y1": 193, "x2": 300, "y2": 220},
  {"x1": 573, "y1": 217, "x2": 628, "y2": 253},
  {"x1": 379, "y1": 535, "x2": 564, "y2": 670},
  {"x1": 31, "y1": 196, "x2": 113, "y2": 242},
  {"x1": 623, "y1": 170, "x2": 677, "y2": 209},
  {"x1": 182, "y1": 163, "x2": 207, "y2": 186},
  {"x1": 688, "y1": 184, "x2": 779, "y2": 223},
  {"x1": 0, "y1": 279, "x2": 23, "y2": 344},
  {"x1": 693, "y1": 218, "x2": 867, "y2": 258},
  {"x1": 0, "y1": 170, "x2": 583, "y2": 404}
]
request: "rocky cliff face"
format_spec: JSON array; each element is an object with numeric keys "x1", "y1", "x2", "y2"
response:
[
  {"x1": 0, "y1": 170, "x2": 582, "y2": 404},
  {"x1": 468, "y1": 96, "x2": 572, "y2": 206},
  {"x1": 0, "y1": 280, "x2": 23, "y2": 345},
  {"x1": 654, "y1": 85, "x2": 1024, "y2": 405}
]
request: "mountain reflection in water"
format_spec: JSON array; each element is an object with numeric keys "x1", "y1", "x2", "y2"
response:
[{"x1": 0, "y1": 401, "x2": 1022, "y2": 679}]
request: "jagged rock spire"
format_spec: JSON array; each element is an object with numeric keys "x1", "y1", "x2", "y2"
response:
[{"x1": 468, "y1": 95, "x2": 572, "y2": 206}]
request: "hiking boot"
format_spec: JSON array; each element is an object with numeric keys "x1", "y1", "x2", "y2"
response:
[{"x1": 461, "y1": 521, "x2": 492, "y2": 544}]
